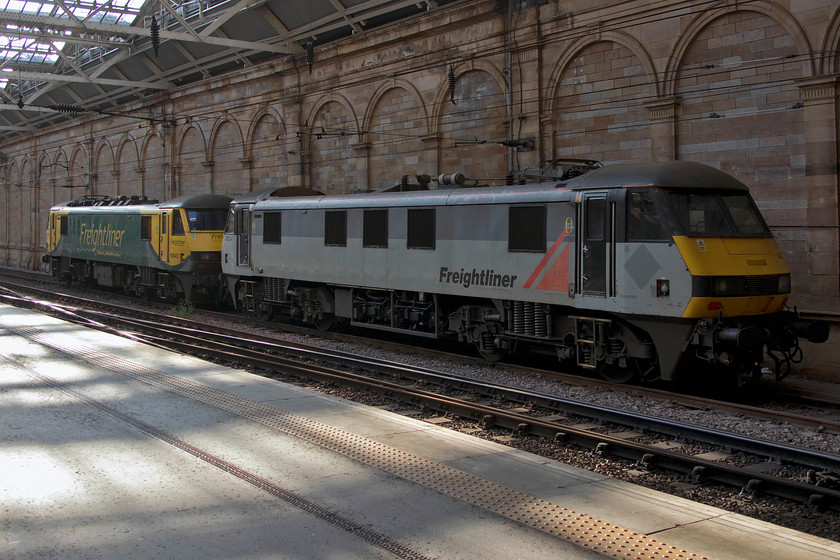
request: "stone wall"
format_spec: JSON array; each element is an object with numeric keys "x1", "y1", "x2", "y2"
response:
[{"x1": 2, "y1": 0, "x2": 839, "y2": 318}]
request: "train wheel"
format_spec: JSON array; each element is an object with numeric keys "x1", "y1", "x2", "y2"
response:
[
  {"x1": 477, "y1": 346, "x2": 505, "y2": 362},
  {"x1": 597, "y1": 360, "x2": 639, "y2": 384},
  {"x1": 313, "y1": 314, "x2": 334, "y2": 332},
  {"x1": 256, "y1": 303, "x2": 273, "y2": 321}
]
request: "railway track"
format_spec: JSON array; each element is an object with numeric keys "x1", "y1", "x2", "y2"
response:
[
  {"x1": 0, "y1": 269, "x2": 840, "y2": 412},
  {"x1": 2, "y1": 281, "x2": 840, "y2": 515}
]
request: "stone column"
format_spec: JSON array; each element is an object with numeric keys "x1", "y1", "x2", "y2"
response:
[
  {"x1": 644, "y1": 97, "x2": 679, "y2": 162},
  {"x1": 797, "y1": 77, "x2": 840, "y2": 312}
]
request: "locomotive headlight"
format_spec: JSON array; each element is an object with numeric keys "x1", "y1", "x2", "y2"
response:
[
  {"x1": 778, "y1": 274, "x2": 791, "y2": 294},
  {"x1": 711, "y1": 276, "x2": 745, "y2": 297}
]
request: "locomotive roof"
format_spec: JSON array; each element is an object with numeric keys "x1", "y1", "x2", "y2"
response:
[
  {"x1": 567, "y1": 160, "x2": 750, "y2": 191},
  {"x1": 159, "y1": 193, "x2": 233, "y2": 209},
  {"x1": 53, "y1": 192, "x2": 232, "y2": 212},
  {"x1": 239, "y1": 161, "x2": 750, "y2": 210}
]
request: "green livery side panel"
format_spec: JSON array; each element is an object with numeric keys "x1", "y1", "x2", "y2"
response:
[{"x1": 53, "y1": 211, "x2": 156, "y2": 267}]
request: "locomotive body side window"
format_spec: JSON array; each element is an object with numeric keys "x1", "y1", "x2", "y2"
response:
[
  {"x1": 509, "y1": 205, "x2": 546, "y2": 252},
  {"x1": 59, "y1": 215, "x2": 68, "y2": 236},
  {"x1": 363, "y1": 209, "x2": 388, "y2": 248},
  {"x1": 626, "y1": 189, "x2": 669, "y2": 241},
  {"x1": 264, "y1": 211, "x2": 282, "y2": 244},
  {"x1": 407, "y1": 208, "x2": 435, "y2": 250},
  {"x1": 141, "y1": 216, "x2": 151, "y2": 240},
  {"x1": 325, "y1": 210, "x2": 347, "y2": 246}
]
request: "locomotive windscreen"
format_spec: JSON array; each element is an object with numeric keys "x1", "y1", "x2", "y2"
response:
[
  {"x1": 187, "y1": 209, "x2": 228, "y2": 231},
  {"x1": 662, "y1": 189, "x2": 770, "y2": 237}
]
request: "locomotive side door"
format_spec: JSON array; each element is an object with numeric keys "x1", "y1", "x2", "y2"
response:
[
  {"x1": 578, "y1": 193, "x2": 610, "y2": 296},
  {"x1": 235, "y1": 207, "x2": 251, "y2": 267}
]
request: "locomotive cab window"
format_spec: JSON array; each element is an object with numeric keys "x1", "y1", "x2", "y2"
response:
[
  {"x1": 59, "y1": 215, "x2": 68, "y2": 236},
  {"x1": 664, "y1": 189, "x2": 770, "y2": 237},
  {"x1": 325, "y1": 210, "x2": 347, "y2": 246},
  {"x1": 264, "y1": 212, "x2": 282, "y2": 244},
  {"x1": 172, "y1": 211, "x2": 186, "y2": 236},
  {"x1": 187, "y1": 209, "x2": 228, "y2": 231},
  {"x1": 627, "y1": 189, "x2": 669, "y2": 241},
  {"x1": 407, "y1": 208, "x2": 435, "y2": 250},
  {"x1": 509, "y1": 205, "x2": 546, "y2": 253},
  {"x1": 363, "y1": 209, "x2": 388, "y2": 248}
]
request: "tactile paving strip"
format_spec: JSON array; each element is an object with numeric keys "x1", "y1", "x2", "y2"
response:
[{"x1": 4, "y1": 321, "x2": 713, "y2": 560}]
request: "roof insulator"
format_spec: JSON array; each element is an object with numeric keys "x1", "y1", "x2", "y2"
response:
[
  {"x1": 305, "y1": 41, "x2": 314, "y2": 74},
  {"x1": 151, "y1": 16, "x2": 160, "y2": 57},
  {"x1": 50, "y1": 104, "x2": 86, "y2": 113}
]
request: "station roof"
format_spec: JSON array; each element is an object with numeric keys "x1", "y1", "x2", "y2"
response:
[{"x1": 0, "y1": 0, "x2": 459, "y2": 144}]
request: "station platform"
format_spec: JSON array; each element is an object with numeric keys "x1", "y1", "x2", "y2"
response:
[{"x1": 1, "y1": 302, "x2": 838, "y2": 560}]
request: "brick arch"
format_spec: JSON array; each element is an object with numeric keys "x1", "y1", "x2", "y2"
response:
[
  {"x1": 547, "y1": 30, "x2": 659, "y2": 109},
  {"x1": 305, "y1": 94, "x2": 361, "y2": 193},
  {"x1": 670, "y1": 6, "x2": 808, "y2": 299},
  {"x1": 822, "y1": 7, "x2": 840, "y2": 74},
  {"x1": 92, "y1": 139, "x2": 116, "y2": 196},
  {"x1": 177, "y1": 123, "x2": 209, "y2": 196},
  {"x1": 365, "y1": 80, "x2": 431, "y2": 190},
  {"x1": 116, "y1": 134, "x2": 141, "y2": 195},
  {"x1": 18, "y1": 157, "x2": 33, "y2": 268},
  {"x1": 68, "y1": 145, "x2": 88, "y2": 192},
  {"x1": 210, "y1": 117, "x2": 246, "y2": 194},
  {"x1": 248, "y1": 108, "x2": 289, "y2": 191},
  {"x1": 140, "y1": 128, "x2": 166, "y2": 201},
  {"x1": 663, "y1": 0, "x2": 814, "y2": 96},
  {"x1": 0, "y1": 161, "x2": 9, "y2": 265},
  {"x1": 431, "y1": 63, "x2": 508, "y2": 183},
  {"x1": 547, "y1": 35, "x2": 655, "y2": 165}
]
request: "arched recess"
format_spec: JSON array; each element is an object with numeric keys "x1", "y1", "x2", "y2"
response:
[
  {"x1": 68, "y1": 145, "x2": 88, "y2": 198},
  {"x1": 177, "y1": 123, "x2": 209, "y2": 197},
  {"x1": 18, "y1": 157, "x2": 33, "y2": 268},
  {"x1": 671, "y1": 9, "x2": 806, "y2": 200},
  {"x1": 663, "y1": 0, "x2": 814, "y2": 96},
  {"x1": 822, "y1": 7, "x2": 840, "y2": 74},
  {"x1": 365, "y1": 79, "x2": 430, "y2": 191},
  {"x1": 52, "y1": 149, "x2": 70, "y2": 201},
  {"x1": 37, "y1": 152, "x2": 54, "y2": 261},
  {"x1": 116, "y1": 134, "x2": 141, "y2": 195},
  {"x1": 1, "y1": 161, "x2": 15, "y2": 265},
  {"x1": 248, "y1": 108, "x2": 288, "y2": 191},
  {"x1": 93, "y1": 139, "x2": 116, "y2": 196},
  {"x1": 141, "y1": 128, "x2": 166, "y2": 201},
  {"x1": 210, "y1": 116, "x2": 245, "y2": 194},
  {"x1": 547, "y1": 32, "x2": 656, "y2": 165},
  {"x1": 305, "y1": 94, "x2": 361, "y2": 193},
  {"x1": 433, "y1": 62, "x2": 508, "y2": 183},
  {"x1": 670, "y1": 6, "x2": 810, "y2": 299}
]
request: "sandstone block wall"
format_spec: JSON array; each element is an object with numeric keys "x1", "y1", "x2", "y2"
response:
[{"x1": 1, "y1": 0, "x2": 838, "y2": 319}]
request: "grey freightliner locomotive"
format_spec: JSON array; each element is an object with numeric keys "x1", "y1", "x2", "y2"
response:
[{"x1": 221, "y1": 161, "x2": 827, "y2": 384}]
